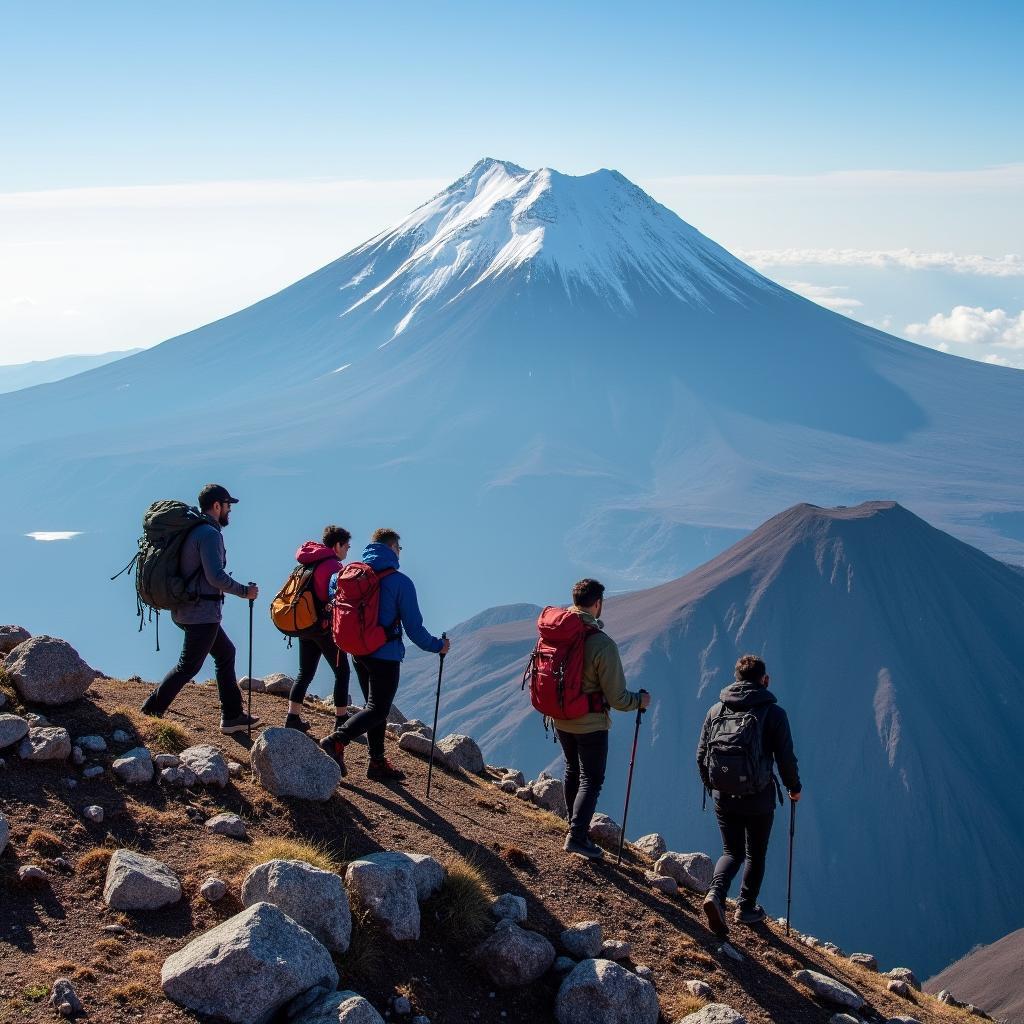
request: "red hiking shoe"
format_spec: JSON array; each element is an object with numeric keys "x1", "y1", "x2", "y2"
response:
[
  {"x1": 318, "y1": 734, "x2": 348, "y2": 776},
  {"x1": 367, "y1": 757, "x2": 406, "y2": 782}
]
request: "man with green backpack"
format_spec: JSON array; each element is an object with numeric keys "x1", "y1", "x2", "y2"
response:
[{"x1": 138, "y1": 484, "x2": 261, "y2": 734}]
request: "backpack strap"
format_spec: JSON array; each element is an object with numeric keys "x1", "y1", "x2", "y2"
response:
[
  {"x1": 372, "y1": 567, "x2": 402, "y2": 638},
  {"x1": 581, "y1": 625, "x2": 607, "y2": 713}
]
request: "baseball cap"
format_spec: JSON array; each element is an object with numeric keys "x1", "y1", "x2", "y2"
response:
[{"x1": 198, "y1": 483, "x2": 239, "y2": 508}]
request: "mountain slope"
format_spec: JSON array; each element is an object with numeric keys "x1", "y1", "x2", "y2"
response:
[
  {"x1": 926, "y1": 928, "x2": 1024, "y2": 1023},
  {"x1": 398, "y1": 501, "x2": 1024, "y2": 979},
  {"x1": 0, "y1": 348, "x2": 141, "y2": 394}
]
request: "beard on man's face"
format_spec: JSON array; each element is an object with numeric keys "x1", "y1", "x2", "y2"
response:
[{"x1": 218, "y1": 508, "x2": 230, "y2": 527}]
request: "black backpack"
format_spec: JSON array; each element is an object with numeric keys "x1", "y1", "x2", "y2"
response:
[{"x1": 702, "y1": 702, "x2": 774, "y2": 797}]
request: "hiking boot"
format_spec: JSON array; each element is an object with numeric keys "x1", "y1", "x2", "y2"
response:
[
  {"x1": 284, "y1": 713, "x2": 311, "y2": 733},
  {"x1": 702, "y1": 893, "x2": 729, "y2": 938},
  {"x1": 334, "y1": 713, "x2": 351, "y2": 731},
  {"x1": 220, "y1": 712, "x2": 261, "y2": 735},
  {"x1": 734, "y1": 903, "x2": 767, "y2": 925},
  {"x1": 367, "y1": 757, "x2": 406, "y2": 781},
  {"x1": 563, "y1": 835, "x2": 605, "y2": 860},
  {"x1": 139, "y1": 704, "x2": 164, "y2": 719},
  {"x1": 318, "y1": 734, "x2": 348, "y2": 776}
]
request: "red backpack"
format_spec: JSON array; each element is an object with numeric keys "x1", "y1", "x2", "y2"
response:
[
  {"x1": 331, "y1": 562, "x2": 398, "y2": 656},
  {"x1": 523, "y1": 607, "x2": 605, "y2": 719}
]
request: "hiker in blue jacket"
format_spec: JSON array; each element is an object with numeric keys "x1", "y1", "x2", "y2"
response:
[{"x1": 320, "y1": 528, "x2": 449, "y2": 780}]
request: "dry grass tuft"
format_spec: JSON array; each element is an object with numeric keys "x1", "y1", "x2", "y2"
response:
[
  {"x1": 72, "y1": 967, "x2": 98, "y2": 983},
  {"x1": 250, "y1": 836, "x2": 340, "y2": 873},
  {"x1": 670, "y1": 935, "x2": 717, "y2": 970},
  {"x1": 106, "y1": 981, "x2": 155, "y2": 1007},
  {"x1": 25, "y1": 828, "x2": 63, "y2": 855},
  {"x1": 661, "y1": 993, "x2": 707, "y2": 1019},
  {"x1": 123, "y1": 799, "x2": 190, "y2": 830},
  {"x1": 109, "y1": 704, "x2": 191, "y2": 752},
  {"x1": 93, "y1": 938, "x2": 124, "y2": 958},
  {"x1": 126, "y1": 949, "x2": 158, "y2": 967},
  {"x1": 498, "y1": 844, "x2": 534, "y2": 870},
  {"x1": 77, "y1": 847, "x2": 113, "y2": 880},
  {"x1": 428, "y1": 853, "x2": 494, "y2": 946}
]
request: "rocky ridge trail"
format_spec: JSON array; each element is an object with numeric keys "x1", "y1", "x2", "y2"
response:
[{"x1": 0, "y1": 628, "x2": 997, "y2": 1024}]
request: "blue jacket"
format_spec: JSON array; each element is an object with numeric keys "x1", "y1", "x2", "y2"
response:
[{"x1": 359, "y1": 543, "x2": 444, "y2": 662}]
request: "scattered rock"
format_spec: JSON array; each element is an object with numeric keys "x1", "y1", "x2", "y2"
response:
[
  {"x1": 644, "y1": 871, "x2": 678, "y2": 895},
  {"x1": 228, "y1": 760, "x2": 243, "y2": 777},
  {"x1": 635, "y1": 965, "x2": 654, "y2": 983},
  {"x1": 287, "y1": 987, "x2": 386, "y2": 1024},
  {"x1": 653, "y1": 851, "x2": 714, "y2": 893},
  {"x1": 18, "y1": 865, "x2": 49, "y2": 883},
  {"x1": 3, "y1": 635, "x2": 97, "y2": 705},
  {"x1": 719, "y1": 943, "x2": 744, "y2": 962},
  {"x1": 886, "y1": 968, "x2": 921, "y2": 991},
  {"x1": 82, "y1": 765, "x2": 104, "y2": 779},
  {"x1": 555, "y1": 958, "x2": 659, "y2": 1024},
  {"x1": 0, "y1": 714, "x2": 30, "y2": 749},
  {"x1": 588, "y1": 812, "x2": 622, "y2": 847},
  {"x1": 162, "y1": 765, "x2": 197, "y2": 787},
  {"x1": 531, "y1": 776, "x2": 567, "y2": 817},
  {"x1": 849, "y1": 953, "x2": 878, "y2": 970},
  {"x1": 675, "y1": 1006, "x2": 747, "y2": 1024},
  {"x1": 76, "y1": 734, "x2": 107, "y2": 753},
  {"x1": 201, "y1": 877, "x2": 227, "y2": 902},
  {"x1": 561, "y1": 921, "x2": 603, "y2": 959},
  {"x1": 161, "y1": 902, "x2": 339, "y2": 1024},
  {"x1": 357, "y1": 851, "x2": 445, "y2": 902},
  {"x1": 437, "y1": 733, "x2": 484, "y2": 773},
  {"x1": 0, "y1": 624, "x2": 31, "y2": 654},
  {"x1": 501, "y1": 768, "x2": 526, "y2": 787},
  {"x1": 0, "y1": 813, "x2": 8, "y2": 855},
  {"x1": 601, "y1": 939, "x2": 632, "y2": 961},
  {"x1": 111, "y1": 728, "x2": 133, "y2": 744},
  {"x1": 154, "y1": 752, "x2": 180, "y2": 770},
  {"x1": 112, "y1": 746, "x2": 154, "y2": 784},
  {"x1": 685, "y1": 980, "x2": 714, "y2": 999},
  {"x1": 83, "y1": 805, "x2": 104, "y2": 823},
  {"x1": 206, "y1": 812, "x2": 248, "y2": 839},
  {"x1": 48, "y1": 977, "x2": 83, "y2": 1018},
  {"x1": 179, "y1": 744, "x2": 230, "y2": 787},
  {"x1": 498, "y1": 779, "x2": 518, "y2": 793},
  {"x1": 473, "y1": 920, "x2": 556, "y2": 987},
  {"x1": 104, "y1": 849, "x2": 182, "y2": 910},
  {"x1": 251, "y1": 728, "x2": 341, "y2": 800},
  {"x1": 344, "y1": 855, "x2": 422, "y2": 941},
  {"x1": 262, "y1": 672, "x2": 295, "y2": 695},
  {"x1": 71, "y1": 745, "x2": 85, "y2": 765},
  {"x1": 397, "y1": 719, "x2": 432, "y2": 739},
  {"x1": 242, "y1": 859, "x2": 352, "y2": 953},
  {"x1": 632, "y1": 833, "x2": 668, "y2": 859},
  {"x1": 792, "y1": 969, "x2": 865, "y2": 1010},
  {"x1": 397, "y1": 731, "x2": 435, "y2": 759},
  {"x1": 18, "y1": 725, "x2": 72, "y2": 761},
  {"x1": 888, "y1": 981, "x2": 912, "y2": 998},
  {"x1": 240, "y1": 675, "x2": 265, "y2": 692},
  {"x1": 491, "y1": 893, "x2": 527, "y2": 923},
  {"x1": 514, "y1": 786, "x2": 533, "y2": 800}
]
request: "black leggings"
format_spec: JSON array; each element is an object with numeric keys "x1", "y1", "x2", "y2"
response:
[
  {"x1": 709, "y1": 805, "x2": 775, "y2": 908},
  {"x1": 142, "y1": 621, "x2": 242, "y2": 719},
  {"x1": 556, "y1": 729, "x2": 609, "y2": 843},
  {"x1": 288, "y1": 631, "x2": 351, "y2": 707},
  {"x1": 335, "y1": 656, "x2": 400, "y2": 760}
]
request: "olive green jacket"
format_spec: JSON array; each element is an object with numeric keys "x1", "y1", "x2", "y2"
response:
[{"x1": 550, "y1": 609, "x2": 643, "y2": 734}]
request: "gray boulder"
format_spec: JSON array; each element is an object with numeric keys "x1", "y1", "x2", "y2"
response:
[
  {"x1": 654, "y1": 852, "x2": 714, "y2": 893},
  {"x1": 886, "y1": 968, "x2": 921, "y2": 991},
  {"x1": 555, "y1": 958, "x2": 659, "y2": 1024},
  {"x1": 437, "y1": 733, "x2": 484, "y2": 773},
  {"x1": 162, "y1": 765, "x2": 197, "y2": 787},
  {"x1": 104, "y1": 849, "x2": 182, "y2": 910},
  {"x1": 644, "y1": 872, "x2": 678, "y2": 895},
  {"x1": 491, "y1": 893, "x2": 527, "y2": 923},
  {"x1": 675, "y1": 1006, "x2": 747, "y2": 1024},
  {"x1": 561, "y1": 921, "x2": 603, "y2": 959},
  {"x1": 201, "y1": 877, "x2": 227, "y2": 902},
  {"x1": 632, "y1": 833, "x2": 668, "y2": 859},
  {"x1": 0, "y1": 624, "x2": 31, "y2": 655},
  {"x1": 888, "y1": 981, "x2": 911, "y2": 998},
  {"x1": 287, "y1": 987, "x2": 385, "y2": 1024},
  {"x1": 19, "y1": 864, "x2": 48, "y2": 883},
  {"x1": 473, "y1": 920, "x2": 556, "y2": 987},
  {"x1": 251, "y1": 727, "x2": 341, "y2": 800},
  {"x1": 112, "y1": 746, "x2": 154, "y2": 784},
  {"x1": 111, "y1": 728, "x2": 133, "y2": 744},
  {"x1": 3, "y1": 635, "x2": 96, "y2": 705},
  {"x1": 76, "y1": 734, "x2": 107, "y2": 753},
  {"x1": 18, "y1": 725, "x2": 72, "y2": 761},
  {"x1": 397, "y1": 731, "x2": 434, "y2": 759},
  {"x1": 588, "y1": 813, "x2": 622, "y2": 847},
  {"x1": 206, "y1": 813, "x2": 247, "y2": 839},
  {"x1": 792, "y1": 970, "x2": 865, "y2": 1010},
  {"x1": 501, "y1": 768, "x2": 526, "y2": 787},
  {"x1": 531, "y1": 776, "x2": 568, "y2": 817},
  {"x1": 242, "y1": 859, "x2": 352, "y2": 953},
  {"x1": 154, "y1": 752, "x2": 180, "y2": 770},
  {"x1": 345, "y1": 855, "x2": 422, "y2": 941},
  {"x1": 180, "y1": 744, "x2": 230, "y2": 787},
  {"x1": 601, "y1": 939, "x2": 632, "y2": 961},
  {"x1": 240, "y1": 675, "x2": 265, "y2": 691},
  {"x1": 262, "y1": 672, "x2": 295, "y2": 695},
  {"x1": 849, "y1": 953, "x2": 878, "y2": 970},
  {"x1": 0, "y1": 812, "x2": 8, "y2": 855},
  {"x1": 829, "y1": 1016, "x2": 861, "y2": 1024},
  {"x1": 685, "y1": 980, "x2": 714, "y2": 999},
  {"x1": 48, "y1": 978, "x2": 83, "y2": 1018},
  {"x1": 0, "y1": 714, "x2": 29, "y2": 749},
  {"x1": 83, "y1": 805, "x2": 104, "y2": 823},
  {"x1": 161, "y1": 902, "x2": 338, "y2": 1024},
  {"x1": 356, "y1": 852, "x2": 444, "y2": 901}
]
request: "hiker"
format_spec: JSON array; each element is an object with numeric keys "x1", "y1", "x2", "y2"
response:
[
  {"x1": 283, "y1": 525, "x2": 353, "y2": 733},
  {"x1": 549, "y1": 578, "x2": 650, "y2": 861},
  {"x1": 140, "y1": 484, "x2": 261, "y2": 734},
  {"x1": 319, "y1": 528, "x2": 450, "y2": 780},
  {"x1": 696, "y1": 654, "x2": 801, "y2": 937}
]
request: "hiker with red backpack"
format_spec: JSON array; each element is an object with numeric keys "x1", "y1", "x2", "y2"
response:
[
  {"x1": 319, "y1": 528, "x2": 450, "y2": 781},
  {"x1": 529, "y1": 579, "x2": 650, "y2": 861},
  {"x1": 696, "y1": 654, "x2": 802, "y2": 939},
  {"x1": 275, "y1": 525, "x2": 353, "y2": 733}
]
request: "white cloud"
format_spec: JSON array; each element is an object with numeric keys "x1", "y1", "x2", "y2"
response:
[
  {"x1": 984, "y1": 353, "x2": 1017, "y2": 367},
  {"x1": 783, "y1": 281, "x2": 863, "y2": 312},
  {"x1": 741, "y1": 248, "x2": 1024, "y2": 278},
  {"x1": 26, "y1": 531, "x2": 82, "y2": 541},
  {"x1": 905, "y1": 306, "x2": 1024, "y2": 348}
]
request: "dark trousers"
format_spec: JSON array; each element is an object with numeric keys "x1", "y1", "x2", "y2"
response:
[
  {"x1": 556, "y1": 729, "x2": 609, "y2": 843},
  {"x1": 335, "y1": 656, "x2": 400, "y2": 760},
  {"x1": 709, "y1": 804, "x2": 775, "y2": 909},
  {"x1": 289, "y1": 632, "x2": 351, "y2": 707},
  {"x1": 142, "y1": 621, "x2": 242, "y2": 719}
]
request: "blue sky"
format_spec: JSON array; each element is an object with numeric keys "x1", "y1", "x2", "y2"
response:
[{"x1": 1, "y1": 0, "x2": 1023, "y2": 366}]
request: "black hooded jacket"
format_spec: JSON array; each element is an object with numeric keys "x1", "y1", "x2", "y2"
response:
[{"x1": 696, "y1": 680, "x2": 802, "y2": 814}]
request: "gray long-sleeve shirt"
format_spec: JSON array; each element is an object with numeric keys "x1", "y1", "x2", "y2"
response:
[{"x1": 171, "y1": 516, "x2": 248, "y2": 625}]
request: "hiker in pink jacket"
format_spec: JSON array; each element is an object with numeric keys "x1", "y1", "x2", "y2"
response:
[{"x1": 285, "y1": 525, "x2": 352, "y2": 732}]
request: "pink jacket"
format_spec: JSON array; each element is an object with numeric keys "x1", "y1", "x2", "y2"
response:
[{"x1": 296, "y1": 542, "x2": 342, "y2": 604}]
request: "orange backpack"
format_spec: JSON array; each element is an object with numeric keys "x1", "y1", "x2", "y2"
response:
[{"x1": 269, "y1": 564, "x2": 325, "y2": 638}]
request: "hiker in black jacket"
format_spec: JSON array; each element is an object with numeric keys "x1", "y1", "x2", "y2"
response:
[{"x1": 696, "y1": 654, "x2": 801, "y2": 938}]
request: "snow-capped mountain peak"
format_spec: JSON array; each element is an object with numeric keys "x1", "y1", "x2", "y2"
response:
[{"x1": 344, "y1": 158, "x2": 774, "y2": 341}]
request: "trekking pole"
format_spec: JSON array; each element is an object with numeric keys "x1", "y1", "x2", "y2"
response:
[
  {"x1": 425, "y1": 632, "x2": 447, "y2": 801},
  {"x1": 786, "y1": 799, "x2": 796, "y2": 936},
  {"x1": 247, "y1": 583, "x2": 255, "y2": 742},
  {"x1": 616, "y1": 690, "x2": 647, "y2": 866}
]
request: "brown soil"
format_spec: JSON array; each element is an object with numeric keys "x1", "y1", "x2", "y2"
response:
[{"x1": 0, "y1": 677, "x2": 969, "y2": 1024}]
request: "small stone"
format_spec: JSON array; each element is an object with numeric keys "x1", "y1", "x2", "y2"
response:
[
  {"x1": 393, "y1": 995, "x2": 412, "y2": 1015},
  {"x1": 71, "y1": 746, "x2": 85, "y2": 765},
  {"x1": 261, "y1": 672, "x2": 294, "y2": 695},
  {"x1": 644, "y1": 871, "x2": 678, "y2": 895},
  {"x1": 48, "y1": 978, "x2": 83, "y2": 1018},
  {"x1": 793, "y1": 969, "x2": 865, "y2": 1010},
  {"x1": 653, "y1": 851, "x2": 714, "y2": 893},
  {"x1": 18, "y1": 865, "x2": 49, "y2": 883},
  {"x1": 555, "y1": 959, "x2": 659, "y2": 1024},
  {"x1": 436, "y1": 733, "x2": 485, "y2": 773},
  {"x1": 600, "y1": 939, "x2": 631, "y2": 961},
  {"x1": 0, "y1": 624, "x2": 31, "y2": 654},
  {"x1": 499, "y1": 779, "x2": 518, "y2": 793},
  {"x1": 153, "y1": 753, "x2": 180, "y2": 770},
  {"x1": 104, "y1": 849, "x2": 181, "y2": 910},
  {"x1": 3, "y1": 635, "x2": 97, "y2": 705},
  {"x1": 588, "y1": 812, "x2": 622, "y2": 847},
  {"x1": 161, "y1": 765, "x2": 197, "y2": 787},
  {"x1": 206, "y1": 812, "x2": 247, "y2": 839},
  {"x1": 719, "y1": 943, "x2": 744, "y2": 962},
  {"x1": 76, "y1": 735, "x2": 107, "y2": 753},
  {"x1": 112, "y1": 729, "x2": 133, "y2": 744},
  {"x1": 888, "y1": 981, "x2": 912, "y2": 998},
  {"x1": 201, "y1": 877, "x2": 227, "y2": 902},
  {"x1": 675, "y1": 1006, "x2": 747, "y2": 1024},
  {"x1": 685, "y1": 980, "x2": 714, "y2": 999},
  {"x1": 251, "y1": 728, "x2": 341, "y2": 800},
  {"x1": 18, "y1": 725, "x2": 73, "y2": 761},
  {"x1": 632, "y1": 833, "x2": 668, "y2": 859},
  {"x1": 227, "y1": 760, "x2": 243, "y2": 777},
  {"x1": 635, "y1": 965, "x2": 654, "y2": 983},
  {"x1": 239, "y1": 675, "x2": 264, "y2": 691},
  {"x1": 491, "y1": 893, "x2": 527, "y2": 923},
  {"x1": 530, "y1": 776, "x2": 567, "y2": 817},
  {"x1": 0, "y1": 714, "x2": 30, "y2": 749},
  {"x1": 514, "y1": 786, "x2": 532, "y2": 800},
  {"x1": 83, "y1": 805, "x2": 104, "y2": 823},
  {"x1": 849, "y1": 953, "x2": 878, "y2": 971},
  {"x1": 561, "y1": 921, "x2": 603, "y2": 959},
  {"x1": 886, "y1": 968, "x2": 921, "y2": 991},
  {"x1": 180, "y1": 744, "x2": 230, "y2": 787},
  {"x1": 829, "y1": 1015, "x2": 860, "y2": 1024},
  {"x1": 62, "y1": 777, "x2": 78, "y2": 789},
  {"x1": 501, "y1": 768, "x2": 526, "y2": 787},
  {"x1": 112, "y1": 746, "x2": 154, "y2": 784},
  {"x1": 82, "y1": 765, "x2": 104, "y2": 779},
  {"x1": 473, "y1": 921, "x2": 556, "y2": 987}
]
